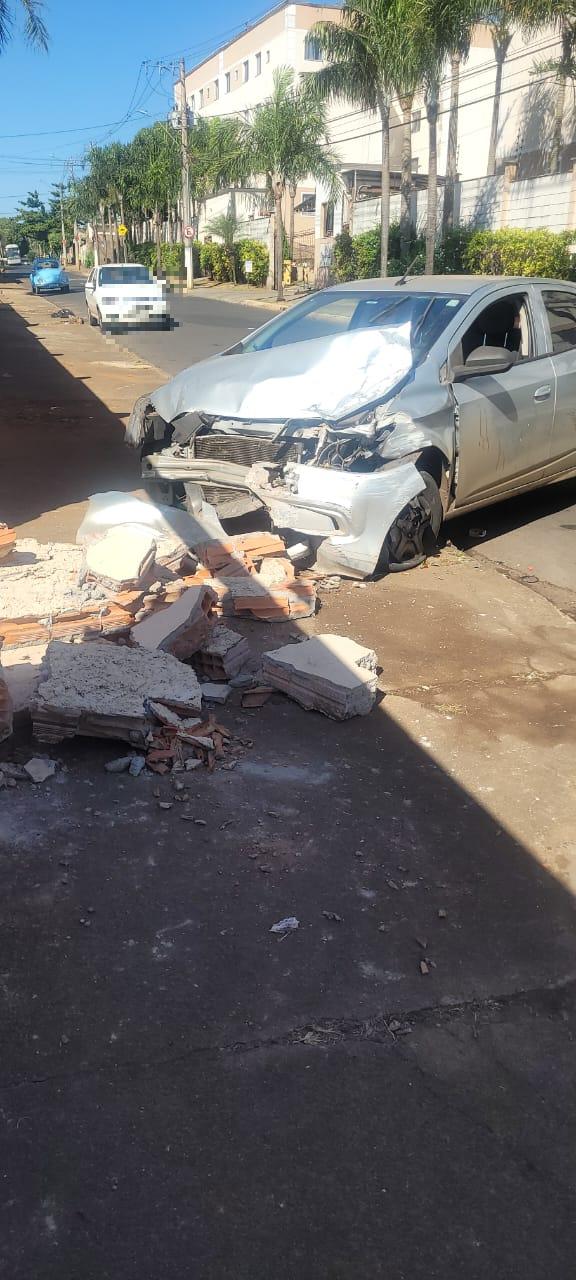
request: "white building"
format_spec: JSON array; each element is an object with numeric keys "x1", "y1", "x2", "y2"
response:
[{"x1": 179, "y1": 7, "x2": 571, "y2": 282}]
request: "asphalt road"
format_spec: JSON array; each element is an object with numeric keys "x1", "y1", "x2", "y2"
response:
[
  {"x1": 17, "y1": 265, "x2": 576, "y2": 612},
  {"x1": 54, "y1": 269, "x2": 272, "y2": 376}
]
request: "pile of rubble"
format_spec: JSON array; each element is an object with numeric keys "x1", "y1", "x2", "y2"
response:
[{"x1": 0, "y1": 492, "x2": 379, "y2": 772}]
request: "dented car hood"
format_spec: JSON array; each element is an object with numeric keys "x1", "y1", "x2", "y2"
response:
[{"x1": 151, "y1": 324, "x2": 413, "y2": 424}]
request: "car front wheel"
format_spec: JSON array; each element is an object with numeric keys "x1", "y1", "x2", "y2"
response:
[{"x1": 384, "y1": 470, "x2": 443, "y2": 572}]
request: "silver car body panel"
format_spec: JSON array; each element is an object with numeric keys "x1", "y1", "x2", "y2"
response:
[{"x1": 135, "y1": 275, "x2": 576, "y2": 576}]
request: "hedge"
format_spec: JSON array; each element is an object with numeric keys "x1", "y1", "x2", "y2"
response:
[
  {"x1": 129, "y1": 241, "x2": 201, "y2": 276},
  {"x1": 334, "y1": 224, "x2": 576, "y2": 283},
  {"x1": 199, "y1": 237, "x2": 269, "y2": 286},
  {"x1": 463, "y1": 228, "x2": 576, "y2": 280}
]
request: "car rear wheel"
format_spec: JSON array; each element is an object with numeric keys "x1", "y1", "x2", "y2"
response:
[{"x1": 384, "y1": 470, "x2": 443, "y2": 573}]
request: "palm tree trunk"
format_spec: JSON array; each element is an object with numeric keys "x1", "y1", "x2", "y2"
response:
[
  {"x1": 378, "y1": 95, "x2": 391, "y2": 278},
  {"x1": 288, "y1": 181, "x2": 296, "y2": 260},
  {"x1": 155, "y1": 207, "x2": 163, "y2": 278},
  {"x1": 487, "y1": 33, "x2": 512, "y2": 178},
  {"x1": 400, "y1": 93, "x2": 414, "y2": 260},
  {"x1": 425, "y1": 94, "x2": 438, "y2": 275},
  {"x1": 442, "y1": 51, "x2": 461, "y2": 232},
  {"x1": 551, "y1": 21, "x2": 571, "y2": 174},
  {"x1": 274, "y1": 179, "x2": 284, "y2": 302}
]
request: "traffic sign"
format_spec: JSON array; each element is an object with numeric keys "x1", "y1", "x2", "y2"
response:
[
  {"x1": 183, "y1": 225, "x2": 195, "y2": 239},
  {"x1": 118, "y1": 224, "x2": 128, "y2": 238}
]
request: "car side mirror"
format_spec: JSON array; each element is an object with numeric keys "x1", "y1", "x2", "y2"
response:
[{"x1": 453, "y1": 345, "x2": 515, "y2": 382}]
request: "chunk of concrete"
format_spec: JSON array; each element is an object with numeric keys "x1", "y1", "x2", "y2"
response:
[
  {"x1": 32, "y1": 639, "x2": 202, "y2": 745},
  {"x1": 200, "y1": 683, "x2": 231, "y2": 704},
  {"x1": 262, "y1": 634, "x2": 377, "y2": 720},
  {"x1": 24, "y1": 756, "x2": 57, "y2": 783},
  {"x1": 130, "y1": 584, "x2": 216, "y2": 658},
  {"x1": 86, "y1": 527, "x2": 157, "y2": 588}
]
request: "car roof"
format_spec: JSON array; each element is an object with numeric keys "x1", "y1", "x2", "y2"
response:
[{"x1": 327, "y1": 275, "x2": 575, "y2": 296}]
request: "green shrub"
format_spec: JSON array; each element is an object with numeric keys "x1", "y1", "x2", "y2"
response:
[
  {"x1": 464, "y1": 228, "x2": 576, "y2": 279},
  {"x1": 434, "y1": 227, "x2": 475, "y2": 274},
  {"x1": 333, "y1": 228, "x2": 355, "y2": 281},
  {"x1": 129, "y1": 241, "x2": 200, "y2": 276},
  {"x1": 83, "y1": 250, "x2": 94, "y2": 269},
  {"x1": 199, "y1": 240, "x2": 235, "y2": 282},
  {"x1": 333, "y1": 221, "x2": 425, "y2": 282},
  {"x1": 235, "y1": 238, "x2": 269, "y2": 286}
]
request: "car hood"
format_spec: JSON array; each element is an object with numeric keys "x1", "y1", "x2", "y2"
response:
[{"x1": 151, "y1": 324, "x2": 413, "y2": 425}]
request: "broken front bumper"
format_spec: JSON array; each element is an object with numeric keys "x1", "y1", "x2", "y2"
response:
[{"x1": 142, "y1": 452, "x2": 425, "y2": 578}]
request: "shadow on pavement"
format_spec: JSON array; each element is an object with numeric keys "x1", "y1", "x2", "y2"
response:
[{"x1": 0, "y1": 285, "x2": 575, "y2": 1278}]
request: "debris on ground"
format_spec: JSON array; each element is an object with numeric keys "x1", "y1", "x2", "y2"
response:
[
  {"x1": 262, "y1": 634, "x2": 378, "y2": 719},
  {"x1": 270, "y1": 916, "x2": 299, "y2": 934},
  {"x1": 85, "y1": 527, "x2": 157, "y2": 589},
  {"x1": 193, "y1": 623, "x2": 251, "y2": 681},
  {"x1": 131, "y1": 583, "x2": 216, "y2": 657},
  {"x1": 241, "y1": 686, "x2": 273, "y2": 708},
  {"x1": 0, "y1": 523, "x2": 16, "y2": 561},
  {"x1": 32, "y1": 639, "x2": 203, "y2": 745},
  {"x1": 24, "y1": 756, "x2": 57, "y2": 783},
  {"x1": 200, "y1": 682, "x2": 231, "y2": 704},
  {"x1": 0, "y1": 653, "x2": 13, "y2": 742}
]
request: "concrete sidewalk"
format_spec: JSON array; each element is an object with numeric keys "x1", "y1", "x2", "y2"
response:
[{"x1": 1, "y1": 279, "x2": 576, "y2": 1279}]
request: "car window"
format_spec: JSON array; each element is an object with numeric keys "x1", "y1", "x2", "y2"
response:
[
  {"x1": 453, "y1": 293, "x2": 532, "y2": 367},
  {"x1": 99, "y1": 266, "x2": 151, "y2": 285},
  {"x1": 542, "y1": 290, "x2": 576, "y2": 354},
  {"x1": 243, "y1": 290, "x2": 465, "y2": 357}
]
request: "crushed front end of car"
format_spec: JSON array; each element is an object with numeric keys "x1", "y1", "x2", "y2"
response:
[{"x1": 126, "y1": 321, "x2": 454, "y2": 577}]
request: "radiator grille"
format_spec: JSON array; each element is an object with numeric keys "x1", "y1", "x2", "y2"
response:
[{"x1": 193, "y1": 433, "x2": 300, "y2": 468}]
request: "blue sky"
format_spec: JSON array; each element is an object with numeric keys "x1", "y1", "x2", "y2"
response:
[{"x1": 0, "y1": 0, "x2": 278, "y2": 214}]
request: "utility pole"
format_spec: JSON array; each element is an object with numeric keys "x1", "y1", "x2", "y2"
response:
[
  {"x1": 59, "y1": 183, "x2": 67, "y2": 265},
  {"x1": 179, "y1": 57, "x2": 194, "y2": 290}
]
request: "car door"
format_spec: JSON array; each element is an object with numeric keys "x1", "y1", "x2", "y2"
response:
[
  {"x1": 450, "y1": 287, "x2": 556, "y2": 507},
  {"x1": 87, "y1": 269, "x2": 98, "y2": 315},
  {"x1": 85, "y1": 269, "x2": 94, "y2": 312},
  {"x1": 539, "y1": 286, "x2": 576, "y2": 477}
]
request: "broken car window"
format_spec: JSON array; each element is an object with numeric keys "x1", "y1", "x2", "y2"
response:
[{"x1": 242, "y1": 290, "x2": 465, "y2": 359}]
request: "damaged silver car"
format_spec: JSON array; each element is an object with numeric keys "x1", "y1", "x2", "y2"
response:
[{"x1": 127, "y1": 275, "x2": 576, "y2": 576}]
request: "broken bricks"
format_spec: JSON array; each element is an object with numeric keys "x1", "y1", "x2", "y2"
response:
[
  {"x1": 32, "y1": 639, "x2": 203, "y2": 745},
  {"x1": 262, "y1": 634, "x2": 378, "y2": 720},
  {"x1": 130, "y1": 583, "x2": 216, "y2": 658}
]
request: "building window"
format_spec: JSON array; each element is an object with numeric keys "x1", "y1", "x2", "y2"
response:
[
  {"x1": 214, "y1": 79, "x2": 219, "y2": 100},
  {"x1": 206, "y1": 86, "x2": 210, "y2": 100},
  {"x1": 323, "y1": 201, "x2": 334, "y2": 236},
  {"x1": 411, "y1": 109, "x2": 422, "y2": 134},
  {"x1": 266, "y1": 49, "x2": 270, "y2": 63},
  {"x1": 304, "y1": 34, "x2": 322, "y2": 60},
  {"x1": 255, "y1": 51, "x2": 262, "y2": 75},
  {"x1": 199, "y1": 88, "x2": 204, "y2": 108},
  {"x1": 190, "y1": 94, "x2": 195, "y2": 112},
  {"x1": 225, "y1": 71, "x2": 230, "y2": 93},
  {"x1": 235, "y1": 68, "x2": 239, "y2": 80},
  {"x1": 243, "y1": 59, "x2": 249, "y2": 82}
]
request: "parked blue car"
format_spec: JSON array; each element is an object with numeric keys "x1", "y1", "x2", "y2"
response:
[{"x1": 30, "y1": 257, "x2": 70, "y2": 294}]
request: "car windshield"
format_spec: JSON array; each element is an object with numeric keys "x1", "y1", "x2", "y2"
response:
[
  {"x1": 242, "y1": 289, "x2": 465, "y2": 360},
  {"x1": 99, "y1": 266, "x2": 151, "y2": 285},
  {"x1": 37, "y1": 258, "x2": 59, "y2": 269}
]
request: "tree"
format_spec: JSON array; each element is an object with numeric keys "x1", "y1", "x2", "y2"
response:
[
  {"x1": 130, "y1": 124, "x2": 180, "y2": 275},
  {"x1": 0, "y1": 0, "x2": 48, "y2": 53},
  {"x1": 486, "y1": 14, "x2": 513, "y2": 177},
  {"x1": 15, "y1": 190, "x2": 51, "y2": 254},
  {"x1": 247, "y1": 66, "x2": 340, "y2": 299},
  {"x1": 437, "y1": 0, "x2": 486, "y2": 232},
  {"x1": 503, "y1": 0, "x2": 576, "y2": 174},
  {"x1": 313, "y1": 0, "x2": 405, "y2": 278},
  {"x1": 205, "y1": 203, "x2": 239, "y2": 282}
]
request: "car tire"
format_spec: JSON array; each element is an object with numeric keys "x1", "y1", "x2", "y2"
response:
[
  {"x1": 62, "y1": 285, "x2": 70, "y2": 293},
  {"x1": 98, "y1": 310, "x2": 111, "y2": 334},
  {"x1": 384, "y1": 470, "x2": 443, "y2": 573},
  {"x1": 161, "y1": 315, "x2": 171, "y2": 330}
]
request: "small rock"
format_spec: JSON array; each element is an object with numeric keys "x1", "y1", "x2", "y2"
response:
[
  {"x1": 437, "y1": 908, "x2": 447, "y2": 919},
  {"x1": 105, "y1": 756, "x2": 132, "y2": 774},
  {"x1": 128, "y1": 756, "x2": 146, "y2": 777},
  {"x1": 184, "y1": 758, "x2": 202, "y2": 772},
  {"x1": 158, "y1": 801, "x2": 173, "y2": 810},
  {"x1": 24, "y1": 757, "x2": 57, "y2": 784},
  {"x1": 200, "y1": 683, "x2": 231, "y2": 704},
  {"x1": 194, "y1": 818, "x2": 207, "y2": 826},
  {"x1": 419, "y1": 960, "x2": 430, "y2": 975},
  {"x1": 0, "y1": 762, "x2": 28, "y2": 780},
  {"x1": 322, "y1": 911, "x2": 343, "y2": 922},
  {"x1": 270, "y1": 916, "x2": 299, "y2": 934}
]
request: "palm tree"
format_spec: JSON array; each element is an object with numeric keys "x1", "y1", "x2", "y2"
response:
[
  {"x1": 205, "y1": 203, "x2": 240, "y2": 282},
  {"x1": 246, "y1": 67, "x2": 340, "y2": 300},
  {"x1": 0, "y1": 0, "x2": 48, "y2": 52},
  {"x1": 313, "y1": 0, "x2": 405, "y2": 277},
  {"x1": 439, "y1": 0, "x2": 486, "y2": 232},
  {"x1": 504, "y1": 0, "x2": 576, "y2": 174},
  {"x1": 487, "y1": 14, "x2": 513, "y2": 177}
]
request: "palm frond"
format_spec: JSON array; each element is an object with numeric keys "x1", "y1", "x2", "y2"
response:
[{"x1": 20, "y1": 0, "x2": 48, "y2": 49}]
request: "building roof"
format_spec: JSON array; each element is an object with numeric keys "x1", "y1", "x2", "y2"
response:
[{"x1": 183, "y1": 1, "x2": 339, "y2": 79}]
